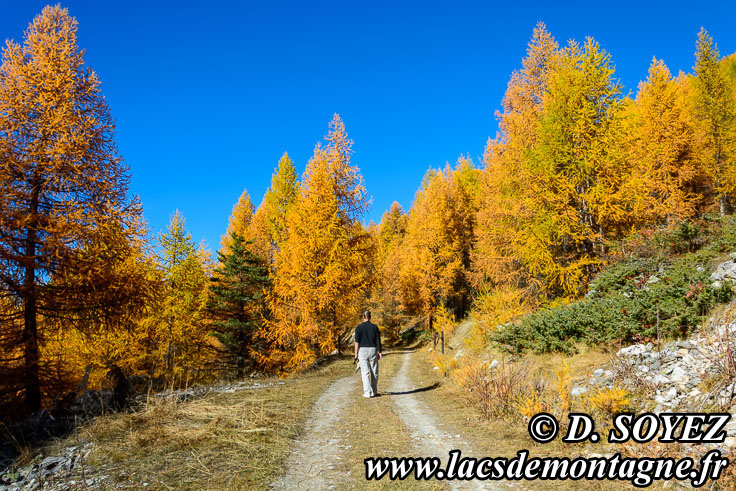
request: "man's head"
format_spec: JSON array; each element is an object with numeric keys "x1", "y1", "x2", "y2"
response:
[{"x1": 363, "y1": 310, "x2": 371, "y2": 321}]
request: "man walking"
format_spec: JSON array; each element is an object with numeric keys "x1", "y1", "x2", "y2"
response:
[{"x1": 354, "y1": 311, "x2": 382, "y2": 398}]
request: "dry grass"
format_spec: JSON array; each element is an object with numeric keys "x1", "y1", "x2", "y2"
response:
[
  {"x1": 411, "y1": 325, "x2": 675, "y2": 490},
  {"x1": 410, "y1": 348, "x2": 647, "y2": 489},
  {"x1": 43, "y1": 357, "x2": 355, "y2": 489}
]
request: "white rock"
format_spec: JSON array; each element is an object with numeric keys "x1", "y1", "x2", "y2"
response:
[
  {"x1": 571, "y1": 386, "x2": 588, "y2": 396},
  {"x1": 652, "y1": 374, "x2": 670, "y2": 385},
  {"x1": 618, "y1": 344, "x2": 647, "y2": 357},
  {"x1": 670, "y1": 366, "x2": 688, "y2": 383},
  {"x1": 489, "y1": 359, "x2": 499, "y2": 369}
]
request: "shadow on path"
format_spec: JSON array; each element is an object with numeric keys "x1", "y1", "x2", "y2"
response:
[
  {"x1": 384, "y1": 382, "x2": 440, "y2": 396},
  {"x1": 380, "y1": 349, "x2": 418, "y2": 357}
]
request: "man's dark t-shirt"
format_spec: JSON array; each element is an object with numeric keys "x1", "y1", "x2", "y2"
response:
[{"x1": 355, "y1": 321, "x2": 381, "y2": 352}]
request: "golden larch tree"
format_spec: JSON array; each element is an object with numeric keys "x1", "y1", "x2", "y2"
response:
[
  {"x1": 691, "y1": 28, "x2": 736, "y2": 215},
  {"x1": 472, "y1": 23, "x2": 558, "y2": 293},
  {"x1": 0, "y1": 6, "x2": 145, "y2": 412},
  {"x1": 266, "y1": 115, "x2": 372, "y2": 372},
  {"x1": 263, "y1": 152, "x2": 300, "y2": 247},
  {"x1": 221, "y1": 189, "x2": 256, "y2": 253},
  {"x1": 626, "y1": 58, "x2": 701, "y2": 222}
]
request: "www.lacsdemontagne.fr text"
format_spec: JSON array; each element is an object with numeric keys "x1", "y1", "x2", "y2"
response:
[{"x1": 364, "y1": 449, "x2": 729, "y2": 487}]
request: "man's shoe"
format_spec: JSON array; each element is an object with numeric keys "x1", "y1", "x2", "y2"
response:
[{"x1": 363, "y1": 394, "x2": 371, "y2": 398}]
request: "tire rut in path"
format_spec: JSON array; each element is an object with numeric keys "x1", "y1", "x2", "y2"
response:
[
  {"x1": 271, "y1": 373, "x2": 358, "y2": 490},
  {"x1": 388, "y1": 351, "x2": 501, "y2": 490}
]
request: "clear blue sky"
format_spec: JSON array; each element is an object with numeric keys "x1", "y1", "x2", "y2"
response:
[{"x1": 2, "y1": 1, "x2": 735, "y2": 251}]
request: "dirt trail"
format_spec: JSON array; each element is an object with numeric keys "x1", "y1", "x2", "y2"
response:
[
  {"x1": 389, "y1": 351, "x2": 500, "y2": 490},
  {"x1": 272, "y1": 343, "x2": 502, "y2": 489},
  {"x1": 271, "y1": 373, "x2": 358, "y2": 490}
]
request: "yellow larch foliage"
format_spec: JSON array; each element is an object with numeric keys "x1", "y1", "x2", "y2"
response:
[
  {"x1": 367, "y1": 202, "x2": 409, "y2": 338},
  {"x1": 472, "y1": 22, "x2": 558, "y2": 294},
  {"x1": 625, "y1": 58, "x2": 702, "y2": 223},
  {"x1": 266, "y1": 115, "x2": 373, "y2": 372},
  {"x1": 0, "y1": 5, "x2": 146, "y2": 412},
  {"x1": 553, "y1": 359, "x2": 571, "y2": 415},
  {"x1": 248, "y1": 202, "x2": 273, "y2": 267},
  {"x1": 263, "y1": 152, "x2": 300, "y2": 247},
  {"x1": 586, "y1": 384, "x2": 631, "y2": 416},
  {"x1": 400, "y1": 157, "x2": 480, "y2": 320},
  {"x1": 400, "y1": 167, "x2": 462, "y2": 317},
  {"x1": 471, "y1": 284, "x2": 530, "y2": 349},
  {"x1": 691, "y1": 28, "x2": 736, "y2": 215},
  {"x1": 221, "y1": 189, "x2": 255, "y2": 253},
  {"x1": 515, "y1": 387, "x2": 545, "y2": 420}
]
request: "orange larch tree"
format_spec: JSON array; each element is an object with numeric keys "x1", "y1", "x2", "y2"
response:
[
  {"x1": 691, "y1": 28, "x2": 736, "y2": 215},
  {"x1": 266, "y1": 115, "x2": 373, "y2": 372},
  {"x1": 626, "y1": 58, "x2": 702, "y2": 223},
  {"x1": 0, "y1": 6, "x2": 145, "y2": 413}
]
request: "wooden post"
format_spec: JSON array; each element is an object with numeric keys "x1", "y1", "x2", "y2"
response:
[
  {"x1": 441, "y1": 331, "x2": 444, "y2": 354},
  {"x1": 656, "y1": 298, "x2": 660, "y2": 355},
  {"x1": 430, "y1": 315, "x2": 437, "y2": 349}
]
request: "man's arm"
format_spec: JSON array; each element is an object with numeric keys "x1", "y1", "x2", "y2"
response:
[
  {"x1": 377, "y1": 325, "x2": 382, "y2": 360},
  {"x1": 354, "y1": 325, "x2": 361, "y2": 360}
]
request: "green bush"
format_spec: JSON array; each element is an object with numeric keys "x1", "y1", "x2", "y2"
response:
[
  {"x1": 587, "y1": 257, "x2": 659, "y2": 298},
  {"x1": 491, "y1": 253, "x2": 733, "y2": 355},
  {"x1": 670, "y1": 220, "x2": 703, "y2": 253}
]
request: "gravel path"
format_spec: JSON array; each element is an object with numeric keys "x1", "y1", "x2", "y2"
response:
[
  {"x1": 272, "y1": 350, "x2": 504, "y2": 489},
  {"x1": 270, "y1": 373, "x2": 358, "y2": 490},
  {"x1": 389, "y1": 351, "x2": 501, "y2": 490}
]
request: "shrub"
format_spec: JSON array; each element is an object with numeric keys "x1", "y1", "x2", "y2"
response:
[
  {"x1": 515, "y1": 387, "x2": 544, "y2": 419},
  {"x1": 670, "y1": 220, "x2": 703, "y2": 253},
  {"x1": 430, "y1": 351, "x2": 458, "y2": 377},
  {"x1": 433, "y1": 304, "x2": 457, "y2": 338},
  {"x1": 586, "y1": 384, "x2": 630, "y2": 416},
  {"x1": 472, "y1": 284, "x2": 530, "y2": 334},
  {"x1": 491, "y1": 253, "x2": 733, "y2": 354},
  {"x1": 490, "y1": 296, "x2": 635, "y2": 354},
  {"x1": 452, "y1": 358, "x2": 529, "y2": 419},
  {"x1": 553, "y1": 360, "x2": 571, "y2": 415}
]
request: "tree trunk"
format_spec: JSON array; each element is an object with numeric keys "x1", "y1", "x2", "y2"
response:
[
  {"x1": 332, "y1": 308, "x2": 340, "y2": 354},
  {"x1": 23, "y1": 182, "x2": 41, "y2": 413},
  {"x1": 165, "y1": 311, "x2": 173, "y2": 372},
  {"x1": 720, "y1": 193, "x2": 731, "y2": 216}
]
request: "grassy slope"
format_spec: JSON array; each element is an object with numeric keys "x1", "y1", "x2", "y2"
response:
[
  {"x1": 409, "y1": 323, "x2": 634, "y2": 490},
  {"x1": 42, "y1": 357, "x2": 355, "y2": 489}
]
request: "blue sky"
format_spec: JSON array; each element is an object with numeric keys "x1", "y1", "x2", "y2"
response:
[{"x1": 2, "y1": 1, "x2": 736, "y2": 250}]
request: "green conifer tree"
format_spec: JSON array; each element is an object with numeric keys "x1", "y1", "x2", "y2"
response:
[{"x1": 208, "y1": 233, "x2": 270, "y2": 376}]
